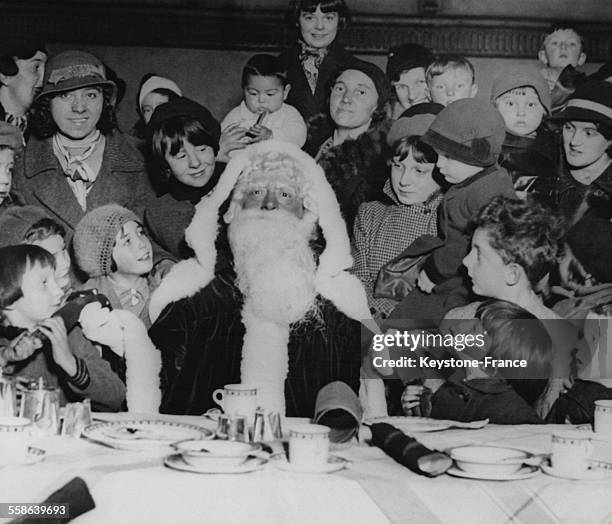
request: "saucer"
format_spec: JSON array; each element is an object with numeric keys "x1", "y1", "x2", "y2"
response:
[
  {"x1": 541, "y1": 462, "x2": 609, "y2": 480},
  {"x1": 447, "y1": 465, "x2": 539, "y2": 481},
  {"x1": 574, "y1": 427, "x2": 612, "y2": 443},
  {"x1": 0, "y1": 447, "x2": 45, "y2": 467},
  {"x1": 164, "y1": 453, "x2": 266, "y2": 474},
  {"x1": 271, "y1": 454, "x2": 350, "y2": 474}
]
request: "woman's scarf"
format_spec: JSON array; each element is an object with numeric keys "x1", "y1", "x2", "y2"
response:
[
  {"x1": 53, "y1": 131, "x2": 105, "y2": 210},
  {"x1": 298, "y1": 40, "x2": 328, "y2": 94}
]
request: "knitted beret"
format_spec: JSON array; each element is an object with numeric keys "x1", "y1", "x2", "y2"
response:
[
  {"x1": 73, "y1": 204, "x2": 139, "y2": 277},
  {"x1": 567, "y1": 211, "x2": 612, "y2": 284},
  {"x1": 387, "y1": 102, "x2": 444, "y2": 145},
  {"x1": 386, "y1": 43, "x2": 434, "y2": 81},
  {"x1": 0, "y1": 205, "x2": 50, "y2": 248},
  {"x1": 421, "y1": 98, "x2": 506, "y2": 167},
  {"x1": 490, "y1": 65, "x2": 552, "y2": 114},
  {"x1": 147, "y1": 96, "x2": 221, "y2": 153}
]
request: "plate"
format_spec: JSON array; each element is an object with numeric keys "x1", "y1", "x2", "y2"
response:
[
  {"x1": 270, "y1": 454, "x2": 350, "y2": 473},
  {"x1": 367, "y1": 416, "x2": 452, "y2": 433},
  {"x1": 447, "y1": 466, "x2": 539, "y2": 481},
  {"x1": 83, "y1": 419, "x2": 214, "y2": 450},
  {"x1": 541, "y1": 462, "x2": 610, "y2": 480},
  {"x1": 164, "y1": 454, "x2": 267, "y2": 474},
  {"x1": 0, "y1": 447, "x2": 45, "y2": 467}
]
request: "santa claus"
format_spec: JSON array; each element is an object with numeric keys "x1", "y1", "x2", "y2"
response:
[{"x1": 148, "y1": 140, "x2": 385, "y2": 417}]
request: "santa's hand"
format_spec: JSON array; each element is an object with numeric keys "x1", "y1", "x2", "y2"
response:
[
  {"x1": 417, "y1": 270, "x2": 435, "y2": 294},
  {"x1": 79, "y1": 303, "x2": 125, "y2": 350}
]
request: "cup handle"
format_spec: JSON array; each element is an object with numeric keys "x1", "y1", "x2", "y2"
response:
[{"x1": 212, "y1": 389, "x2": 225, "y2": 410}]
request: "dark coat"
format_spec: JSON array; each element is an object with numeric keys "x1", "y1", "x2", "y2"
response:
[
  {"x1": 553, "y1": 159, "x2": 612, "y2": 224},
  {"x1": 279, "y1": 40, "x2": 355, "y2": 123},
  {"x1": 424, "y1": 164, "x2": 515, "y2": 285},
  {"x1": 431, "y1": 376, "x2": 544, "y2": 424},
  {"x1": 12, "y1": 130, "x2": 157, "y2": 238},
  {"x1": 499, "y1": 127, "x2": 558, "y2": 192},
  {"x1": 148, "y1": 269, "x2": 362, "y2": 418}
]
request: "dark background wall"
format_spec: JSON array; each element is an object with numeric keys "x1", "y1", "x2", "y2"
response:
[{"x1": 2, "y1": 1, "x2": 610, "y2": 131}]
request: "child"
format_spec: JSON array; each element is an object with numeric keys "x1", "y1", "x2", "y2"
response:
[
  {"x1": 425, "y1": 55, "x2": 478, "y2": 107},
  {"x1": 131, "y1": 73, "x2": 182, "y2": 140},
  {"x1": 0, "y1": 206, "x2": 73, "y2": 296},
  {"x1": 550, "y1": 211, "x2": 612, "y2": 423},
  {"x1": 0, "y1": 122, "x2": 23, "y2": 215},
  {"x1": 74, "y1": 204, "x2": 160, "y2": 328},
  {"x1": 352, "y1": 104, "x2": 443, "y2": 322},
  {"x1": 145, "y1": 97, "x2": 222, "y2": 259},
  {"x1": 403, "y1": 300, "x2": 552, "y2": 424},
  {"x1": 385, "y1": 43, "x2": 434, "y2": 119},
  {"x1": 538, "y1": 24, "x2": 587, "y2": 111},
  {"x1": 279, "y1": 0, "x2": 354, "y2": 122},
  {"x1": 444, "y1": 196, "x2": 577, "y2": 418},
  {"x1": 221, "y1": 54, "x2": 307, "y2": 152},
  {"x1": 0, "y1": 244, "x2": 125, "y2": 410},
  {"x1": 387, "y1": 99, "x2": 515, "y2": 326},
  {"x1": 490, "y1": 66, "x2": 556, "y2": 196}
]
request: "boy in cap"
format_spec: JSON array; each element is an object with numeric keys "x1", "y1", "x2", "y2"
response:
[
  {"x1": 387, "y1": 98, "x2": 515, "y2": 325},
  {"x1": 490, "y1": 66, "x2": 557, "y2": 196},
  {"x1": 386, "y1": 43, "x2": 434, "y2": 119}
]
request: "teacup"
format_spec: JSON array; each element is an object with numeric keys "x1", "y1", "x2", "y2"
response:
[
  {"x1": 288, "y1": 424, "x2": 330, "y2": 471},
  {"x1": 0, "y1": 416, "x2": 33, "y2": 464},
  {"x1": 551, "y1": 430, "x2": 593, "y2": 475},
  {"x1": 212, "y1": 384, "x2": 257, "y2": 423},
  {"x1": 594, "y1": 400, "x2": 612, "y2": 435}
]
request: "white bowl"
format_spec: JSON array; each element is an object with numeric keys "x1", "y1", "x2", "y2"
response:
[
  {"x1": 449, "y1": 446, "x2": 529, "y2": 476},
  {"x1": 173, "y1": 440, "x2": 260, "y2": 468}
]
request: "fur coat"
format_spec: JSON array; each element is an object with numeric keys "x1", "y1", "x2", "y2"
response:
[{"x1": 311, "y1": 117, "x2": 393, "y2": 234}]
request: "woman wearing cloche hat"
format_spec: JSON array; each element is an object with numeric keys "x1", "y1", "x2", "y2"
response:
[
  {"x1": 549, "y1": 80, "x2": 612, "y2": 224},
  {"x1": 11, "y1": 50, "x2": 158, "y2": 241}
]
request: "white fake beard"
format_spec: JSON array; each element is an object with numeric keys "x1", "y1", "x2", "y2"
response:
[{"x1": 229, "y1": 207, "x2": 318, "y2": 326}]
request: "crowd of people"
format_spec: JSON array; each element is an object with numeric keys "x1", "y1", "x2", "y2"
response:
[{"x1": 0, "y1": 0, "x2": 610, "y2": 427}]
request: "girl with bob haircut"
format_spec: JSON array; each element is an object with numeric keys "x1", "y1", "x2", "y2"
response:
[
  {"x1": 0, "y1": 244, "x2": 125, "y2": 411},
  {"x1": 279, "y1": 0, "x2": 355, "y2": 122},
  {"x1": 145, "y1": 97, "x2": 223, "y2": 258}
]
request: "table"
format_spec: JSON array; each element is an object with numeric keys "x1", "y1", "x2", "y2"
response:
[{"x1": 1, "y1": 414, "x2": 611, "y2": 524}]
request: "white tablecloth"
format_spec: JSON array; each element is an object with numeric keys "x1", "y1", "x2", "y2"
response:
[{"x1": 1, "y1": 414, "x2": 611, "y2": 524}]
